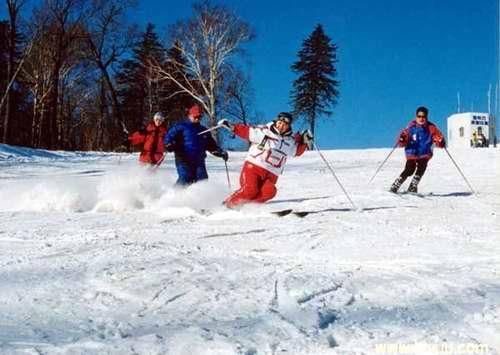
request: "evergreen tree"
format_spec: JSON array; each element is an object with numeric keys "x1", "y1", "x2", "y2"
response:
[
  {"x1": 290, "y1": 24, "x2": 339, "y2": 137},
  {"x1": 116, "y1": 23, "x2": 167, "y2": 132}
]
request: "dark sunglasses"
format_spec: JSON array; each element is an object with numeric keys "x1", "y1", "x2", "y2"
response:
[{"x1": 416, "y1": 114, "x2": 427, "y2": 118}]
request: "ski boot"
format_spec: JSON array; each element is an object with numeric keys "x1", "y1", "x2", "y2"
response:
[
  {"x1": 407, "y1": 175, "x2": 421, "y2": 193},
  {"x1": 389, "y1": 177, "x2": 404, "y2": 193}
]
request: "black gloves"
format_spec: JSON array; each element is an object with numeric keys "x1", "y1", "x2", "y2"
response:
[
  {"x1": 212, "y1": 150, "x2": 229, "y2": 161},
  {"x1": 164, "y1": 143, "x2": 176, "y2": 152}
]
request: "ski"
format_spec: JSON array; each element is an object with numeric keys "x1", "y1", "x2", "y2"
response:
[
  {"x1": 271, "y1": 209, "x2": 293, "y2": 217},
  {"x1": 397, "y1": 191, "x2": 427, "y2": 198},
  {"x1": 270, "y1": 209, "x2": 310, "y2": 217},
  {"x1": 293, "y1": 211, "x2": 310, "y2": 217}
]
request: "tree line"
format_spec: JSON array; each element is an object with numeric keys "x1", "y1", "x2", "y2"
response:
[{"x1": 0, "y1": 0, "x2": 339, "y2": 151}]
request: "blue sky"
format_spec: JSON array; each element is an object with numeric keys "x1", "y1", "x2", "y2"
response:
[
  {"x1": 134, "y1": 0, "x2": 500, "y2": 148},
  {"x1": 3, "y1": 1, "x2": 498, "y2": 148}
]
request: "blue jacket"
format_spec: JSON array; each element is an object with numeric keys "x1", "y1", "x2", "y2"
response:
[
  {"x1": 401, "y1": 120, "x2": 444, "y2": 159},
  {"x1": 163, "y1": 119, "x2": 219, "y2": 164}
]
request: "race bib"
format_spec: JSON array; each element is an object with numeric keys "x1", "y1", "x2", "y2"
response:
[{"x1": 265, "y1": 149, "x2": 287, "y2": 168}]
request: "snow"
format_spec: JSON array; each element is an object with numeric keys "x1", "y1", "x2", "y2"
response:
[{"x1": 0, "y1": 143, "x2": 499, "y2": 354}]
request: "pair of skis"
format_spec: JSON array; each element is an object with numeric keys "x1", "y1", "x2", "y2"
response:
[{"x1": 270, "y1": 209, "x2": 310, "y2": 218}]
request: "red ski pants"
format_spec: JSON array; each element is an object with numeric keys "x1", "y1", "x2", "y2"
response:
[{"x1": 224, "y1": 162, "x2": 278, "y2": 208}]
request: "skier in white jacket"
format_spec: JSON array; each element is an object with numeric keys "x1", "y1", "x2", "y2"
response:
[{"x1": 219, "y1": 112, "x2": 313, "y2": 208}]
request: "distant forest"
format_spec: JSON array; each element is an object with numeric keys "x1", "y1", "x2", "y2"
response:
[{"x1": 0, "y1": 0, "x2": 256, "y2": 151}]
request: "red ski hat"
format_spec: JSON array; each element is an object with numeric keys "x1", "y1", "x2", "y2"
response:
[{"x1": 188, "y1": 104, "x2": 203, "y2": 118}]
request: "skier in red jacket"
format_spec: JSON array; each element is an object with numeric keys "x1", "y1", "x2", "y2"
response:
[
  {"x1": 390, "y1": 106, "x2": 445, "y2": 193},
  {"x1": 219, "y1": 112, "x2": 313, "y2": 208},
  {"x1": 128, "y1": 112, "x2": 168, "y2": 166}
]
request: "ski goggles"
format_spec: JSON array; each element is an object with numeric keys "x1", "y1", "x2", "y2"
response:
[{"x1": 277, "y1": 115, "x2": 292, "y2": 125}]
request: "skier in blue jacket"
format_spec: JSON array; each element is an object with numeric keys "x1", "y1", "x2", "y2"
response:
[
  {"x1": 164, "y1": 104, "x2": 228, "y2": 185},
  {"x1": 390, "y1": 106, "x2": 446, "y2": 193}
]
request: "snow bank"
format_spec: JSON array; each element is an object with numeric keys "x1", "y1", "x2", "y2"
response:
[{"x1": 0, "y1": 143, "x2": 107, "y2": 162}]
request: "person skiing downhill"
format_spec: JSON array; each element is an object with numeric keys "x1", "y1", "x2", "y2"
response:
[
  {"x1": 390, "y1": 106, "x2": 446, "y2": 193},
  {"x1": 219, "y1": 112, "x2": 313, "y2": 208},
  {"x1": 163, "y1": 103, "x2": 228, "y2": 186},
  {"x1": 128, "y1": 112, "x2": 168, "y2": 166}
]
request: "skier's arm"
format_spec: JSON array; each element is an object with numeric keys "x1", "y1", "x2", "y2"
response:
[
  {"x1": 232, "y1": 124, "x2": 250, "y2": 140},
  {"x1": 294, "y1": 131, "x2": 311, "y2": 156},
  {"x1": 129, "y1": 130, "x2": 146, "y2": 146},
  {"x1": 205, "y1": 133, "x2": 220, "y2": 153},
  {"x1": 429, "y1": 125, "x2": 446, "y2": 148},
  {"x1": 205, "y1": 134, "x2": 228, "y2": 161},
  {"x1": 163, "y1": 124, "x2": 181, "y2": 152},
  {"x1": 295, "y1": 142, "x2": 307, "y2": 156},
  {"x1": 397, "y1": 129, "x2": 409, "y2": 147},
  {"x1": 232, "y1": 124, "x2": 271, "y2": 145}
]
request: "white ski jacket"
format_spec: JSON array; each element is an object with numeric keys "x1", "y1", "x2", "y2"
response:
[{"x1": 233, "y1": 122, "x2": 307, "y2": 176}]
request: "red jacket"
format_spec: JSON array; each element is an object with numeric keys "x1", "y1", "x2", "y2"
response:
[{"x1": 129, "y1": 121, "x2": 167, "y2": 165}]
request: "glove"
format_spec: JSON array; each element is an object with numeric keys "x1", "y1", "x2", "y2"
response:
[
  {"x1": 212, "y1": 150, "x2": 229, "y2": 161},
  {"x1": 164, "y1": 143, "x2": 176, "y2": 152},
  {"x1": 301, "y1": 129, "x2": 314, "y2": 150},
  {"x1": 217, "y1": 119, "x2": 234, "y2": 132},
  {"x1": 398, "y1": 131, "x2": 408, "y2": 147},
  {"x1": 435, "y1": 137, "x2": 446, "y2": 148}
]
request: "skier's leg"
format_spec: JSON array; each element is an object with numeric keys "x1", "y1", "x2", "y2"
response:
[
  {"x1": 390, "y1": 159, "x2": 416, "y2": 192},
  {"x1": 408, "y1": 158, "x2": 428, "y2": 193},
  {"x1": 175, "y1": 161, "x2": 194, "y2": 186},
  {"x1": 224, "y1": 163, "x2": 262, "y2": 208},
  {"x1": 194, "y1": 162, "x2": 209, "y2": 183},
  {"x1": 253, "y1": 175, "x2": 278, "y2": 203}
]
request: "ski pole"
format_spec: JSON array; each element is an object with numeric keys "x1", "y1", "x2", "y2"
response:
[
  {"x1": 313, "y1": 142, "x2": 357, "y2": 210},
  {"x1": 224, "y1": 160, "x2": 231, "y2": 190},
  {"x1": 443, "y1": 147, "x2": 475, "y2": 194},
  {"x1": 198, "y1": 124, "x2": 224, "y2": 135},
  {"x1": 151, "y1": 154, "x2": 166, "y2": 172},
  {"x1": 368, "y1": 142, "x2": 398, "y2": 183}
]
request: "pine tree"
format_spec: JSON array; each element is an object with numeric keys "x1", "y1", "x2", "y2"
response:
[
  {"x1": 116, "y1": 23, "x2": 166, "y2": 131},
  {"x1": 291, "y1": 24, "x2": 339, "y2": 137}
]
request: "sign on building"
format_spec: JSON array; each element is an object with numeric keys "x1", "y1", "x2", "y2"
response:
[{"x1": 447, "y1": 112, "x2": 497, "y2": 148}]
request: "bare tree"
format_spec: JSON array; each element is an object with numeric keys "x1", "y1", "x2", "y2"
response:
[
  {"x1": 151, "y1": 0, "x2": 253, "y2": 131},
  {"x1": 220, "y1": 68, "x2": 255, "y2": 125},
  {"x1": 33, "y1": 0, "x2": 87, "y2": 149},
  {"x1": 83, "y1": 0, "x2": 136, "y2": 142},
  {"x1": 22, "y1": 23, "x2": 55, "y2": 147}
]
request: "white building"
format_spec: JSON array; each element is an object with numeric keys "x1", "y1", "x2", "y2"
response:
[{"x1": 447, "y1": 112, "x2": 497, "y2": 148}]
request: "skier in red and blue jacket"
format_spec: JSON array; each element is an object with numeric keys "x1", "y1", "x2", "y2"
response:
[{"x1": 390, "y1": 106, "x2": 446, "y2": 193}]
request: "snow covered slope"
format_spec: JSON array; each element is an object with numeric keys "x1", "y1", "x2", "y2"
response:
[{"x1": 0, "y1": 143, "x2": 499, "y2": 354}]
